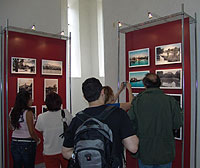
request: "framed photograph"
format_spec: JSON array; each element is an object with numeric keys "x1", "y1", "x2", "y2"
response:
[
  {"x1": 129, "y1": 48, "x2": 150, "y2": 67},
  {"x1": 44, "y1": 79, "x2": 58, "y2": 101},
  {"x1": 155, "y1": 43, "x2": 181, "y2": 65},
  {"x1": 30, "y1": 106, "x2": 37, "y2": 120},
  {"x1": 156, "y1": 69, "x2": 182, "y2": 89},
  {"x1": 11, "y1": 57, "x2": 36, "y2": 74},
  {"x1": 42, "y1": 105, "x2": 48, "y2": 113},
  {"x1": 42, "y1": 59, "x2": 62, "y2": 75},
  {"x1": 17, "y1": 78, "x2": 34, "y2": 100},
  {"x1": 129, "y1": 71, "x2": 149, "y2": 88},
  {"x1": 167, "y1": 94, "x2": 182, "y2": 108},
  {"x1": 173, "y1": 127, "x2": 182, "y2": 140}
]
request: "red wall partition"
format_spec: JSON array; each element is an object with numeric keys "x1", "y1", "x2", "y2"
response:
[
  {"x1": 4, "y1": 31, "x2": 67, "y2": 167},
  {"x1": 125, "y1": 19, "x2": 191, "y2": 168}
]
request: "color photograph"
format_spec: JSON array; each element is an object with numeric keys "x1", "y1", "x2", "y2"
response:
[
  {"x1": 42, "y1": 59, "x2": 62, "y2": 75},
  {"x1": 129, "y1": 48, "x2": 150, "y2": 67},
  {"x1": 129, "y1": 71, "x2": 149, "y2": 88},
  {"x1": 155, "y1": 43, "x2": 181, "y2": 65},
  {"x1": 11, "y1": 57, "x2": 36, "y2": 74},
  {"x1": 17, "y1": 78, "x2": 34, "y2": 100},
  {"x1": 156, "y1": 69, "x2": 182, "y2": 89},
  {"x1": 44, "y1": 79, "x2": 58, "y2": 101}
]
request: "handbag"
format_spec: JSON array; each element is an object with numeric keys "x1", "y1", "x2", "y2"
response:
[{"x1": 59, "y1": 109, "x2": 69, "y2": 138}]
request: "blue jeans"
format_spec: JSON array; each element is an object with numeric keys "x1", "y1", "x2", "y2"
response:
[
  {"x1": 11, "y1": 140, "x2": 37, "y2": 168},
  {"x1": 138, "y1": 160, "x2": 172, "y2": 168}
]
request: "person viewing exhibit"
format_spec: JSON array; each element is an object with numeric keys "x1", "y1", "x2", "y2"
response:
[
  {"x1": 103, "y1": 81, "x2": 134, "y2": 111},
  {"x1": 9, "y1": 90, "x2": 40, "y2": 168},
  {"x1": 128, "y1": 73, "x2": 183, "y2": 168},
  {"x1": 62, "y1": 77, "x2": 139, "y2": 168},
  {"x1": 35, "y1": 92, "x2": 73, "y2": 168}
]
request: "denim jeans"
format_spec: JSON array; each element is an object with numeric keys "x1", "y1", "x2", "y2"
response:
[
  {"x1": 11, "y1": 140, "x2": 37, "y2": 168},
  {"x1": 138, "y1": 160, "x2": 172, "y2": 168}
]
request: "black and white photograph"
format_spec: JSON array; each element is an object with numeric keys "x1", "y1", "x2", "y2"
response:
[
  {"x1": 155, "y1": 43, "x2": 181, "y2": 65},
  {"x1": 42, "y1": 59, "x2": 62, "y2": 75},
  {"x1": 129, "y1": 48, "x2": 150, "y2": 67},
  {"x1": 17, "y1": 78, "x2": 34, "y2": 99},
  {"x1": 156, "y1": 69, "x2": 182, "y2": 89},
  {"x1": 30, "y1": 106, "x2": 37, "y2": 120},
  {"x1": 44, "y1": 79, "x2": 58, "y2": 101},
  {"x1": 11, "y1": 57, "x2": 36, "y2": 74},
  {"x1": 173, "y1": 127, "x2": 182, "y2": 140},
  {"x1": 42, "y1": 105, "x2": 48, "y2": 113},
  {"x1": 167, "y1": 94, "x2": 182, "y2": 108}
]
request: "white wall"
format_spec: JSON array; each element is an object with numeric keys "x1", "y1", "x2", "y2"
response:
[
  {"x1": 102, "y1": 0, "x2": 200, "y2": 167},
  {"x1": 0, "y1": 0, "x2": 61, "y2": 34},
  {"x1": 70, "y1": 0, "x2": 104, "y2": 115}
]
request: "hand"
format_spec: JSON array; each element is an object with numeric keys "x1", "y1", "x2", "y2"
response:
[{"x1": 119, "y1": 82, "x2": 126, "y2": 91}]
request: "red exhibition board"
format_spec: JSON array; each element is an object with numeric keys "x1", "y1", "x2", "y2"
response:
[
  {"x1": 4, "y1": 31, "x2": 67, "y2": 167},
  {"x1": 125, "y1": 19, "x2": 191, "y2": 168}
]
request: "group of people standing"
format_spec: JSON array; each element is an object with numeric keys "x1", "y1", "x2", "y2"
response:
[{"x1": 9, "y1": 73, "x2": 182, "y2": 168}]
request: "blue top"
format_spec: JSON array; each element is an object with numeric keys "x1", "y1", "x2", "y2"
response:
[{"x1": 106, "y1": 103, "x2": 120, "y2": 107}]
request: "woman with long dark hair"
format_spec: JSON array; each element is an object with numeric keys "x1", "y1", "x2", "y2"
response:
[{"x1": 9, "y1": 90, "x2": 40, "y2": 168}]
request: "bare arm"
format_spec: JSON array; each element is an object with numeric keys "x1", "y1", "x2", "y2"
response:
[
  {"x1": 113, "y1": 82, "x2": 126, "y2": 103},
  {"x1": 122, "y1": 135, "x2": 139, "y2": 153},
  {"x1": 62, "y1": 147, "x2": 74, "y2": 160},
  {"x1": 126, "y1": 82, "x2": 134, "y2": 103},
  {"x1": 26, "y1": 110, "x2": 40, "y2": 143}
]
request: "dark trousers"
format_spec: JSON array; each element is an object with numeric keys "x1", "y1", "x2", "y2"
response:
[{"x1": 11, "y1": 140, "x2": 37, "y2": 168}]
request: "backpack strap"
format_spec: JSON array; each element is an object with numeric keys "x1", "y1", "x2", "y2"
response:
[
  {"x1": 76, "y1": 105, "x2": 118, "y2": 122},
  {"x1": 59, "y1": 109, "x2": 69, "y2": 138}
]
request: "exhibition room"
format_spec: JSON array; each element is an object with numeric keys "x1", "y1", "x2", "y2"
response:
[{"x1": 0, "y1": 0, "x2": 200, "y2": 167}]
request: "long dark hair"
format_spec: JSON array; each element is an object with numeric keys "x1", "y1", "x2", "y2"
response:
[{"x1": 10, "y1": 90, "x2": 32, "y2": 129}]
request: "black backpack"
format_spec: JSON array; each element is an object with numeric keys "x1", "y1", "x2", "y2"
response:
[{"x1": 71, "y1": 106, "x2": 118, "y2": 168}]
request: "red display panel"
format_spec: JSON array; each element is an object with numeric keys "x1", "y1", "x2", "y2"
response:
[
  {"x1": 125, "y1": 19, "x2": 191, "y2": 168},
  {"x1": 4, "y1": 31, "x2": 67, "y2": 166}
]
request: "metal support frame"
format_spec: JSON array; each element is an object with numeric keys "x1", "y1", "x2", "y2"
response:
[
  {"x1": 117, "y1": 22, "x2": 120, "y2": 103},
  {"x1": 0, "y1": 26, "x2": 4, "y2": 168},
  {"x1": 117, "y1": 4, "x2": 196, "y2": 168},
  {"x1": 180, "y1": 4, "x2": 186, "y2": 168},
  {"x1": 194, "y1": 13, "x2": 198, "y2": 168},
  {"x1": 68, "y1": 32, "x2": 72, "y2": 114},
  {"x1": 0, "y1": 22, "x2": 71, "y2": 167}
]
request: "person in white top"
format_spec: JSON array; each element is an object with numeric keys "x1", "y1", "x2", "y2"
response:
[
  {"x1": 35, "y1": 92, "x2": 73, "y2": 168},
  {"x1": 9, "y1": 90, "x2": 40, "y2": 168}
]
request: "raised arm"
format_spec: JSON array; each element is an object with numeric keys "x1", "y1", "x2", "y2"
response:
[{"x1": 113, "y1": 82, "x2": 126, "y2": 103}]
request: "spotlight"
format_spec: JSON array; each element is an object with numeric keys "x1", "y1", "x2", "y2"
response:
[
  {"x1": 118, "y1": 22, "x2": 122, "y2": 27},
  {"x1": 148, "y1": 12, "x2": 153, "y2": 19},
  {"x1": 31, "y1": 25, "x2": 36, "y2": 30},
  {"x1": 61, "y1": 31, "x2": 65, "y2": 36}
]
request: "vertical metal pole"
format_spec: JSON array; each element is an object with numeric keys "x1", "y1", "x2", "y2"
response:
[
  {"x1": 0, "y1": 26, "x2": 4, "y2": 168},
  {"x1": 117, "y1": 22, "x2": 120, "y2": 103},
  {"x1": 181, "y1": 4, "x2": 185, "y2": 168},
  {"x1": 194, "y1": 13, "x2": 198, "y2": 168},
  {"x1": 5, "y1": 20, "x2": 10, "y2": 168},
  {"x1": 69, "y1": 32, "x2": 72, "y2": 114}
]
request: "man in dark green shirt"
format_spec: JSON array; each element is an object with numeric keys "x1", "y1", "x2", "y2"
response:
[{"x1": 128, "y1": 73, "x2": 183, "y2": 168}]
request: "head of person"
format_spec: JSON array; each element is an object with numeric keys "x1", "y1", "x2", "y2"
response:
[
  {"x1": 11, "y1": 90, "x2": 32, "y2": 129},
  {"x1": 143, "y1": 73, "x2": 161, "y2": 88},
  {"x1": 82, "y1": 77, "x2": 103, "y2": 103},
  {"x1": 45, "y1": 92, "x2": 62, "y2": 111},
  {"x1": 102, "y1": 86, "x2": 114, "y2": 104}
]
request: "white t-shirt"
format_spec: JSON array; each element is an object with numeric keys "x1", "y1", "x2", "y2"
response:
[{"x1": 35, "y1": 109, "x2": 73, "y2": 155}]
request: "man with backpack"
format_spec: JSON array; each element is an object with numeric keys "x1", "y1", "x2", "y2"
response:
[{"x1": 62, "y1": 77, "x2": 139, "y2": 168}]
